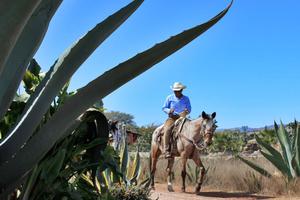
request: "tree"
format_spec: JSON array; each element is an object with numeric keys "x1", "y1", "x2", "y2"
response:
[
  {"x1": 130, "y1": 124, "x2": 158, "y2": 152},
  {"x1": 104, "y1": 111, "x2": 136, "y2": 126}
]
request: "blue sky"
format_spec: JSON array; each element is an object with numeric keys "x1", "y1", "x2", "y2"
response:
[{"x1": 35, "y1": 0, "x2": 300, "y2": 128}]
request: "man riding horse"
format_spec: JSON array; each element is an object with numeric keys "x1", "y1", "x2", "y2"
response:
[{"x1": 162, "y1": 82, "x2": 191, "y2": 158}]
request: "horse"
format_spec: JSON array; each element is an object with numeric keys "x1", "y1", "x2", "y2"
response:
[{"x1": 150, "y1": 111, "x2": 217, "y2": 195}]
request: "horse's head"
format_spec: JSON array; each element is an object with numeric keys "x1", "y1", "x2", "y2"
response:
[{"x1": 200, "y1": 111, "x2": 217, "y2": 147}]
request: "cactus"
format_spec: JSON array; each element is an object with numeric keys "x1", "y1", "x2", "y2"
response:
[
  {"x1": 238, "y1": 121, "x2": 300, "y2": 181},
  {"x1": 0, "y1": 0, "x2": 232, "y2": 196}
]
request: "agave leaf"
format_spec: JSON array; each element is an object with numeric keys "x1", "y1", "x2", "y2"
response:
[
  {"x1": 237, "y1": 155, "x2": 272, "y2": 178},
  {"x1": 130, "y1": 148, "x2": 141, "y2": 184},
  {"x1": 0, "y1": 0, "x2": 61, "y2": 120},
  {"x1": 290, "y1": 120, "x2": 298, "y2": 153},
  {"x1": 260, "y1": 151, "x2": 292, "y2": 180},
  {"x1": 103, "y1": 169, "x2": 112, "y2": 188},
  {"x1": 40, "y1": 149, "x2": 66, "y2": 183},
  {"x1": 20, "y1": 165, "x2": 40, "y2": 200},
  {"x1": 139, "y1": 177, "x2": 151, "y2": 189},
  {"x1": 0, "y1": 0, "x2": 143, "y2": 164},
  {"x1": 0, "y1": 0, "x2": 41, "y2": 75},
  {"x1": 275, "y1": 121, "x2": 295, "y2": 177},
  {"x1": 0, "y1": 2, "x2": 232, "y2": 187},
  {"x1": 120, "y1": 129, "x2": 129, "y2": 182},
  {"x1": 97, "y1": 172, "x2": 108, "y2": 193},
  {"x1": 72, "y1": 138, "x2": 107, "y2": 156},
  {"x1": 80, "y1": 173, "x2": 94, "y2": 187},
  {"x1": 255, "y1": 135, "x2": 290, "y2": 173},
  {"x1": 292, "y1": 125, "x2": 300, "y2": 176},
  {"x1": 274, "y1": 122, "x2": 287, "y2": 162}
]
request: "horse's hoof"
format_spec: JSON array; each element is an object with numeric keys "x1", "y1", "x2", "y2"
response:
[
  {"x1": 167, "y1": 185, "x2": 174, "y2": 192},
  {"x1": 181, "y1": 187, "x2": 185, "y2": 193},
  {"x1": 195, "y1": 186, "x2": 201, "y2": 195}
]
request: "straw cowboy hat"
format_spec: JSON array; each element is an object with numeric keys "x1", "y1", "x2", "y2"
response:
[{"x1": 170, "y1": 82, "x2": 186, "y2": 91}]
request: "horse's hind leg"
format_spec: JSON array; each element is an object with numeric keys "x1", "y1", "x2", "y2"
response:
[
  {"x1": 192, "y1": 152, "x2": 205, "y2": 195},
  {"x1": 166, "y1": 158, "x2": 174, "y2": 192},
  {"x1": 150, "y1": 145, "x2": 160, "y2": 190},
  {"x1": 180, "y1": 158, "x2": 187, "y2": 192}
]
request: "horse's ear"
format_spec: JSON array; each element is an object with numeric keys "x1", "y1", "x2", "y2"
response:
[
  {"x1": 212, "y1": 112, "x2": 216, "y2": 119},
  {"x1": 202, "y1": 111, "x2": 209, "y2": 119}
]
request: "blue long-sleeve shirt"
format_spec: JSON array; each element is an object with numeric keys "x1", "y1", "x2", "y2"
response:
[{"x1": 162, "y1": 94, "x2": 191, "y2": 115}]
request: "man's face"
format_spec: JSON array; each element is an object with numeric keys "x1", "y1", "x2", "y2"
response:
[{"x1": 174, "y1": 90, "x2": 183, "y2": 98}]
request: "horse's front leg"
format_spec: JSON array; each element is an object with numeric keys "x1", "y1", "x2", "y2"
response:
[
  {"x1": 180, "y1": 157, "x2": 187, "y2": 192},
  {"x1": 192, "y1": 152, "x2": 205, "y2": 195},
  {"x1": 166, "y1": 158, "x2": 174, "y2": 192}
]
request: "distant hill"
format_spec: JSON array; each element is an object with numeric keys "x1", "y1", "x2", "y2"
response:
[{"x1": 217, "y1": 125, "x2": 275, "y2": 133}]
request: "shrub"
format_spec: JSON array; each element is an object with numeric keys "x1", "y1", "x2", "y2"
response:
[
  {"x1": 209, "y1": 131, "x2": 245, "y2": 153},
  {"x1": 109, "y1": 184, "x2": 151, "y2": 200}
]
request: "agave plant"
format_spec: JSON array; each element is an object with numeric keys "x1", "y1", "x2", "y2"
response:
[
  {"x1": 98, "y1": 124, "x2": 142, "y2": 189},
  {"x1": 20, "y1": 109, "x2": 111, "y2": 199},
  {"x1": 0, "y1": 0, "x2": 232, "y2": 197},
  {"x1": 237, "y1": 121, "x2": 300, "y2": 181},
  {"x1": 1, "y1": 62, "x2": 112, "y2": 198}
]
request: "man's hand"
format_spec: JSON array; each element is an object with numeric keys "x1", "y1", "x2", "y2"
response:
[
  {"x1": 184, "y1": 108, "x2": 189, "y2": 114},
  {"x1": 168, "y1": 108, "x2": 175, "y2": 118}
]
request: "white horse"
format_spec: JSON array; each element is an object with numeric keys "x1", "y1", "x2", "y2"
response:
[{"x1": 150, "y1": 111, "x2": 217, "y2": 195}]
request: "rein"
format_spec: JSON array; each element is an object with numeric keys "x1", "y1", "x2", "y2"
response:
[
  {"x1": 178, "y1": 132, "x2": 205, "y2": 151},
  {"x1": 177, "y1": 118, "x2": 206, "y2": 151}
]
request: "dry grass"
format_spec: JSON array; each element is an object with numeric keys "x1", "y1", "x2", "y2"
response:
[{"x1": 138, "y1": 154, "x2": 300, "y2": 197}]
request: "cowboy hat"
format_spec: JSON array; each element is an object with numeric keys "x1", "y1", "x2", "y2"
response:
[{"x1": 170, "y1": 82, "x2": 186, "y2": 91}]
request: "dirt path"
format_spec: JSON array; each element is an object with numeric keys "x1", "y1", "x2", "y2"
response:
[{"x1": 150, "y1": 184, "x2": 300, "y2": 200}]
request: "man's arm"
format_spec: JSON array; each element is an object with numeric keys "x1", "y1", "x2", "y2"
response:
[
  {"x1": 162, "y1": 96, "x2": 171, "y2": 114},
  {"x1": 186, "y1": 97, "x2": 191, "y2": 113}
]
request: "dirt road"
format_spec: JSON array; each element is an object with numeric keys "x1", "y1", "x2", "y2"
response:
[{"x1": 150, "y1": 184, "x2": 300, "y2": 200}]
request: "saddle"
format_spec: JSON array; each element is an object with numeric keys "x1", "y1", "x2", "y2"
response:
[{"x1": 155, "y1": 117, "x2": 188, "y2": 144}]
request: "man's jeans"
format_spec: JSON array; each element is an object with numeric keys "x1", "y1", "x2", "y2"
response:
[{"x1": 163, "y1": 112, "x2": 187, "y2": 156}]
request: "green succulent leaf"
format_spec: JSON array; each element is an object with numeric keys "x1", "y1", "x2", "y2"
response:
[
  {"x1": 0, "y1": 0, "x2": 143, "y2": 165},
  {"x1": 237, "y1": 155, "x2": 272, "y2": 178},
  {"x1": 138, "y1": 177, "x2": 151, "y2": 189},
  {"x1": 40, "y1": 149, "x2": 66, "y2": 183},
  {"x1": 130, "y1": 148, "x2": 141, "y2": 184},
  {"x1": 0, "y1": 0, "x2": 62, "y2": 121},
  {"x1": 0, "y1": 0, "x2": 42, "y2": 75},
  {"x1": 97, "y1": 172, "x2": 109, "y2": 193},
  {"x1": 260, "y1": 151, "x2": 292, "y2": 180},
  {"x1": 20, "y1": 165, "x2": 40, "y2": 200},
  {"x1": 120, "y1": 131, "x2": 129, "y2": 182},
  {"x1": 255, "y1": 135, "x2": 290, "y2": 177},
  {"x1": 292, "y1": 125, "x2": 300, "y2": 176},
  {"x1": 275, "y1": 122, "x2": 295, "y2": 177}
]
